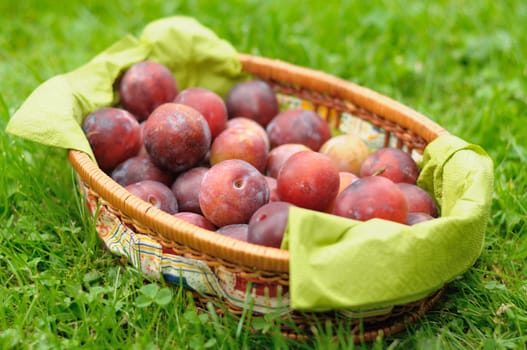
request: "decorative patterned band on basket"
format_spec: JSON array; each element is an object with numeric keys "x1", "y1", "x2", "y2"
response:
[{"x1": 68, "y1": 53, "x2": 450, "y2": 340}]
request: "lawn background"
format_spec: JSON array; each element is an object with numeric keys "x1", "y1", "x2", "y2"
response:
[{"x1": 1, "y1": 1, "x2": 526, "y2": 349}]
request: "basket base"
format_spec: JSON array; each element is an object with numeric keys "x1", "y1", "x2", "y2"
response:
[{"x1": 192, "y1": 286, "x2": 446, "y2": 344}]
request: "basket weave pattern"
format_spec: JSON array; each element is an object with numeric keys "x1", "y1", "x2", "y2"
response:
[{"x1": 68, "y1": 54, "x2": 448, "y2": 341}]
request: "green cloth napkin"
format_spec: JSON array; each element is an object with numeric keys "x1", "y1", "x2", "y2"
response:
[
  {"x1": 5, "y1": 16, "x2": 247, "y2": 160},
  {"x1": 281, "y1": 134, "x2": 494, "y2": 311}
]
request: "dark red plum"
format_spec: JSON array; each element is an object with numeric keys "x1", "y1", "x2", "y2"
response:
[
  {"x1": 396, "y1": 183, "x2": 439, "y2": 217},
  {"x1": 333, "y1": 176, "x2": 408, "y2": 224},
  {"x1": 247, "y1": 201, "x2": 294, "y2": 248},
  {"x1": 226, "y1": 117, "x2": 270, "y2": 150},
  {"x1": 266, "y1": 108, "x2": 331, "y2": 151},
  {"x1": 266, "y1": 143, "x2": 310, "y2": 178},
  {"x1": 173, "y1": 212, "x2": 216, "y2": 230},
  {"x1": 171, "y1": 167, "x2": 209, "y2": 214},
  {"x1": 136, "y1": 121, "x2": 148, "y2": 157},
  {"x1": 225, "y1": 80, "x2": 279, "y2": 127},
  {"x1": 111, "y1": 155, "x2": 174, "y2": 187},
  {"x1": 174, "y1": 87, "x2": 228, "y2": 140},
  {"x1": 125, "y1": 180, "x2": 178, "y2": 214},
  {"x1": 264, "y1": 176, "x2": 280, "y2": 202},
  {"x1": 82, "y1": 107, "x2": 141, "y2": 172},
  {"x1": 326, "y1": 171, "x2": 360, "y2": 213},
  {"x1": 407, "y1": 212, "x2": 435, "y2": 225},
  {"x1": 209, "y1": 126, "x2": 269, "y2": 173},
  {"x1": 119, "y1": 60, "x2": 178, "y2": 121},
  {"x1": 199, "y1": 159, "x2": 269, "y2": 227},
  {"x1": 359, "y1": 147, "x2": 419, "y2": 184},
  {"x1": 143, "y1": 103, "x2": 211, "y2": 173},
  {"x1": 277, "y1": 150, "x2": 340, "y2": 212},
  {"x1": 216, "y1": 224, "x2": 249, "y2": 242}
]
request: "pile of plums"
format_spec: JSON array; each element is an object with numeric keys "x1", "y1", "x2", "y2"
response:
[{"x1": 82, "y1": 60, "x2": 439, "y2": 249}]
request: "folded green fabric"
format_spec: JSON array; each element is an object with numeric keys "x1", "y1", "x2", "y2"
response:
[
  {"x1": 282, "y1": 134, "x2": 494, "y2": 311},
  {"x1": 6, "y1": 16, "x2": 247, "y2": 160}
]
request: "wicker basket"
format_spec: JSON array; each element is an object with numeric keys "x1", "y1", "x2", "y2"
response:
[{"x1": 68, "y1": 53, "x2": 449, "y2": 342}]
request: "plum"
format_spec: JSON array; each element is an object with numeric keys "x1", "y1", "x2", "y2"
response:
[
  {"x1": 407, "y1": 212, "x2": 435, "y2": 225},
  {"x1": 209, "y1": 126, "x2": 269, "y2": 173},
  {"x1": 119, "y1": 60, "x2": 178, "y2": 121},
  {"x1": 143, "y1": 103, "x2": 211, "y2": 173},
  {"x1": 319, "y1": 134, "x2": 370, "y2": 175},
  {"x1": 337, "y1": 171, "x2": 360, "y2": 192},
  {"x1": 173, "y1": 212, "x2": 216, "y2": 230},
  {"x1": 225, "y1": 80, "x2": 279, "y2": 127},
  {"x1": 199, "y1": 159, "x2": 269, "y2": 227},
  {"x1": 332, "y1": 176, "x2": 408, "y2": 224},
  {"x1": 226, "y1": 117, "x2": 270, "y2": 150},
  {"x1": 136, "y1": 121, "x2": 149, "y2": 157},
  {"x1": 111, "y1": 155, "x2": 174, "y2": 187},
  {"x1": 174, "y1": 87, "x2": 228, "y2": 140},
  {"x1": 359, "y1": 147, "x2": 419, "y2": 184},
  {"x1": 125, "y1": 180, "x2": 178, "y2": 214},
  {"x1": 247, "y1": 201, "x2": 294, "y2": 248},
  {"x1": 277, "y1": 150, "x2": 340, "y2": 212},
  {"x1": 266, "y1": 108, "x2": 331, "y2": 151},
  {"x1": 216, "y1": 224, "x2": 249, "y2": 242},
  {"x1": 396, "y1": 183, "x2": 439, "y2": 217},
  {"x1": 326, "y1": 171, "x2": 360, "y2": 213},
  {"x1": 171, "y1": 167, "x2": 209, "y2": 214},
  {"x1": 264, "y1": 176, "x2": 280, "y2": 202},
  {"x1": 266, "y1": 143, "x2": 310, "y2": 178},
  {"x1": 82, "y1": 107, "x2": 141, "y2": 172}
]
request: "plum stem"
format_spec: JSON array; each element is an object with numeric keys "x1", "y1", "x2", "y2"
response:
[{"x1": 372, "y1": 167, "x2": 386, "y2": 176}]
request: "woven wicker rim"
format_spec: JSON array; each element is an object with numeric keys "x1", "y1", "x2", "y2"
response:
[{"x1": 68, "y1": 53, "x2": 449, "y2": 273}]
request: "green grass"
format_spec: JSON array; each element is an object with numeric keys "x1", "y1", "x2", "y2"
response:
[{"x1": 1, "y1": 0, "x2": 526, "y2": 348}]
